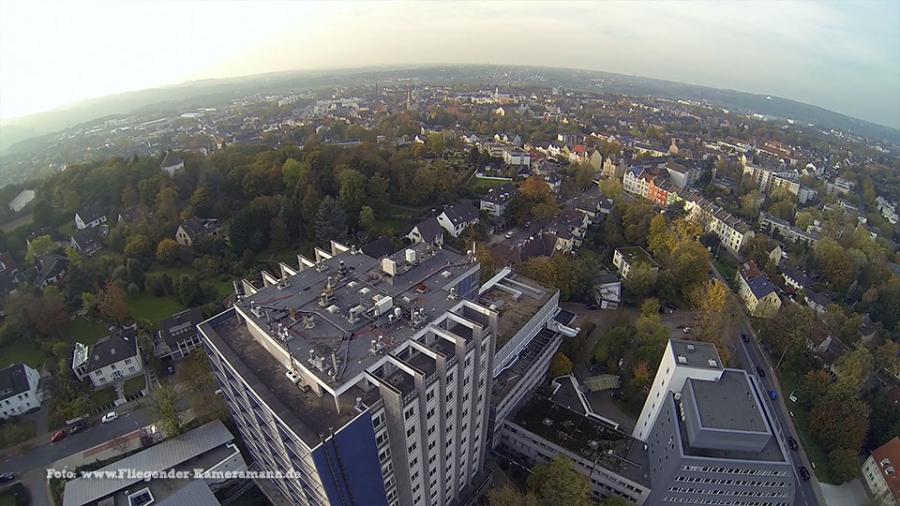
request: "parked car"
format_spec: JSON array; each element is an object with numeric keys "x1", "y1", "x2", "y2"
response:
[
  {"x1": 798, "y1": 466, "x2": 810, "y2": 481},
  {"x1": 101, "y1": 411, "x2": 119, "y2": 424},
  {"x1": 50, "y1": 430, "x2": 67, "y2": 443},
  {"x1": 69, "y1": 421, "x2": 87, "y2": 434},
  {"x1": 504, "y1": 232, "x2": 513, "y2": 239},
  {"x1": 0, "y1": 472, "x2": 15, "y2": 483},
  {"x1": 682, "y1": 327, "x2": 693, "y2": 334},
  {"x1": 663, "y1": 302, "x2": 678, "y2": 312},
  {"x1": 788, "y1": 436, "x2": 798, "y2": 451},
  {"x1": 741, "y1": 333, "x2": 750, "y2": 343},
  {"x1": 768, "y1": 390, "x2": 778, "y2": 401},
  {"x1": 755, "y1": 366, "x2": 766, "y2": 378},
  {"x1": 586, "y1": 303, "x2": 599, "y2": 310}
]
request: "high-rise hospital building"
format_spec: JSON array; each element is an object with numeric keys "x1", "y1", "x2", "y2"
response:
[{"x1": 198, "y1": 241, "x2": 573, "y2": 506}]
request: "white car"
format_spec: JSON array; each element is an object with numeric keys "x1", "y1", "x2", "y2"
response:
[
  {"x1": 101, "y1": 411, "x2": 118, "y2": 424},
  {"x1": 682, "y1": 327, "x2": 693, "y2": 334}
]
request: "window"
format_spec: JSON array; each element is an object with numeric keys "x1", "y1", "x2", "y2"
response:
[
  {"x1": 405, "y1": 407, "x2": 415, "y2": 420},
  {"x1": 407, "y1": 426, "x2": 416, "y2": 438}
]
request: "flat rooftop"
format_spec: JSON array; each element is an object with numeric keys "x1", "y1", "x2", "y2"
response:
[
  {"x1": 615, "y1": 246, "x2": 659, "y2": 267},
  {"x1": 511, "y1": 395, "x2": 650, "y2": 487},
  {"x1": 669, "y1": 339, "x2": 723, "y2": 370},
  {"x1": 491, "y1": 328, "x2": 560, "y2": 403},
  {"x1": 231, "y1": 243, "x2": 478, "y2": 385},
  {"x1": 688, "y1": 370, "x2": 766, "y2": 433},
  {"x1": 478, "y1": 271, "x2": 555, "y2": 349},
  {"x1": 675, "y1": 396, "x2": 786, "y2": 463},
  {"x1": 201, "y1": 310, "x2": 381, "y2": 446}
]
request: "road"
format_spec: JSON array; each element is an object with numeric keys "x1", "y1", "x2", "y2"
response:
[
  {"x1": 0, "y1": 403, "x2": 168, "y2": 506},
  {"x1": 708, "y1": 260, "x2": 824, "y2": 506}
]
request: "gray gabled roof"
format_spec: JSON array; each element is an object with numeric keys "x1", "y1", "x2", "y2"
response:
[
  {"x1": 83, "y1": 326, "x2": 138, "y2": 372},
  {"x1": 160, "y1": 151, "x2": 184, "y2": 169},
  {"x1": 63, "y1": 420, "x2": 234, "y2": 506},
  {"x1": 411, "y1": 217, "x2": 442, "y2": 242},
  {"x1": 441, "y1": 201, "x2": 479, "y2": 226},
  {"x1": 0, "y1": 364, "x2": 32, "y2": 402}
]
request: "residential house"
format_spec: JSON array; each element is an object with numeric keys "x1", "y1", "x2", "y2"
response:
[
  {"x1": 569, "y1": 186, "x2": 614, "y2": 224},
  {"x1": 735, "y1": 261, "x2": 782, "y2": 318},
  {"x1": 0, "y1": 252, "x2": 22, "y2": 297},
  {"x1": 72, "y1": 325, "x2": 143, "y2": 388},
  {"x1": 117, "y1": 205, "x2": 150, "y2": 226},
  {"x1": 861, "y1": 437, "x2": 900, "y2": 505},
  {"x1": 436, "y1": 201, "x2": 480, "y2": 238},
  {"x1": 502, "y1": 148, "x2": 530, "y2": 168},
  {"x1": 175, "y1": 217, "x2": 222, "y2": 247},
  {"x1": 7, "y1": 189, "x2": 35, "y2": 213},
  {"x1": 612, "y1": 247, "x2": 659, "y2": 280},
  {"x1": 74, "y1": 206, "x2": 107, "y2": 230},
  {"x1": 156, "y1": 308, "x2": 205, "y2": 361},
  {"x1": 160, "y1": 151, "x2": 185, "y2": 175},
  {"x1": 70, "y1": 227, "x2": 105, "y2": 256},
  {"x1": 480, "y1": 184, "x2": 517, "y2": 217},
  {"x1": 406, "y1": 217, "x2": 444, "y2": 247},
  {"x1": 759, "y1": 212, "x2": 820, "y2": 246},
  {"x1": 541, "y1": 173, "x2": 562, "y2": 193},
  {"x1": 682, "y1": 191, "x2": 755, "y2": 254},
  {"x1": 593, "y1": 272, "x2": 622, "y2": 310},
  {"x1": 0, "y1": 363, "x2": 43, "y2": 420},
  {"x1": 33, "y1": 253, "x2": 67, "y2": 289}
]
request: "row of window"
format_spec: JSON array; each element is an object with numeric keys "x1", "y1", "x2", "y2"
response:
[
  {"x1": 668, "y1": 486, "x2": 789, "y2": 499},
  {"x1": 680, "y1": 465, "x2": 788, "y2": 477},
  {"x1": 663, "y1": 496, "x2": 790, "y2": 506},
  {"x1": 674, "y1": 475, "x2": 791, "y2": 488}
]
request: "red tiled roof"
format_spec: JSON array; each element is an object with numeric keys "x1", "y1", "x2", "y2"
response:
[{"x1": 872, "y1": 437, "x2": 900, "y2": 500}]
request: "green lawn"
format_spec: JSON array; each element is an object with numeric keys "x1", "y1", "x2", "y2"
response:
[
  {"x1": 64, "y1": 318, "x2": 108, "y2": 345},
  {"x1": 127, "y1": 293, "x2": 185, "y2": 327},
  {"x1": 779, "y1": 371, "x2": 834, "y2": 483},
  {"x1": 124, "y1": 375, "x2": 146, "y2": 397},
  {"x1": 1, "y1": 339, "x2": 45, "y2": 368},
  {"x1": 211, "y1": 278, "x2": 235, "y2": 299},
  {"x1": 91, "y1": 387, "x2": 117, "y2": 408},
  {"x1": 147, "y1": 265, "x2": 193, "y2": 279}
]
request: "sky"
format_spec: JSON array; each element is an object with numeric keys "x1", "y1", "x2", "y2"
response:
[{"x1": 2, "y1": 1, "x2": 899, "y2": 129}]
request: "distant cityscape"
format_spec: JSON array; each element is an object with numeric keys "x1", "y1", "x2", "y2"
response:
[{"x1": 0, "y1": 67, "x2": 898, "y2": 506}]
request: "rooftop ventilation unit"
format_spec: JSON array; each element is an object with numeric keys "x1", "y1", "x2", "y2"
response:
[
  {"x1": 686, "y1": 344, "x2": 695, "y2": 352},
  {"x1": 677, "y1": 355, "x2": 687, "y2": 364},
  {"x1": 708, "y1": 359, "x2": 718, "y2": 368},
  {"x1": 405, "y1": 248, "x2": 417, "y2": 264},
  {"x1": 382, "y1": 258, "x2": 397, "y2": 276}
]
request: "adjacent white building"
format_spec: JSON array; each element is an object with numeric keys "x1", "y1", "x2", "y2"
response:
[{"x1": 0, "y1": 363, "x2": 43, "y2": 420}]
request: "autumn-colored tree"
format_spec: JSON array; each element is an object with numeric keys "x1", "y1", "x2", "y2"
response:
[
  {"x1": 833, "y1": 347, "x2": 874, "y2": 392},
  {"x1": 809, "y1": 389, "x2": 869, "y2": 452},
  {"x1": 623, "y1": 263, "x2": 657, "y2": 298},
  {"x1": 99, "y1": 282, "x2": 130, "y2": 323},
  {"x1": 632, "y1": 360, "x2": 652, "y2": 392},
  {"x1": 487, "y1": 486, "x2": 538, "y2": 506},
  {"x1": 156, "y1": 238, "x2": 180, "y2": 264},
  {"x1": 796, "y1": 369, "x2": 832, "y2": 409},
  {"x1": 527, "y1": 455, "x2": 593, "y2": 506},
  {"x1": 549, "y1": 353, "x2": 574, "y2": 378},
  {"x1": 815, "y1": 238, "x2": 856, "y2": 293},
  {"x1": 519, "y1": 176, "x2": 552, "y2": 200},
  {"x1": 693, "y1": 280, "x2": 740, "y2": 362},
  {"x1": 359, "y1": 206, "x2": 376, "y2": 232}
]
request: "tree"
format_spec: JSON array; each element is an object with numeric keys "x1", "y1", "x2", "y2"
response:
[
  {"x1": 176, "y1": 275, "x2": 202, "y2": 307},
  {"x1": 359, "y1": 206, "x2": 376, "y2": 232},
  {"x1": 815, "y1": 238, "x2": 856, "y2": 293},
  {"x1": 809, "y1": 389, "x2": 869, "y2": 452},
  {"x1": 338, "y1": 169, "x2": 367, "y2": 219},
  {"x1": 187, "y1": 186, "x2": 212, "y2": 218},
  {"x1": 25, "y1": 235, "x2": 56, "y2": 264},
  {"x1": 367, "y1": 174, "x2": 390, "y2": 211},
  {"x1": 796, "y1": 369, "x2": 832, "y2": 409},
  {"x1": 262, "y1": 212, "x2": 286, "y2": 250},
  {"x1": 124, "y1": 234, "x2": 153, "y2": 261},
  {"x1": 487, "y1": 486, "x2": 538, "y2": 506},
  {"x1": 648, "y1": 214, "x2": 674, "y2": 260},
  {"x1": 527, "y1": 455, "x2": 593, "y2": 506},
  {"x1": 693, "y1": 280, "x2": 740, "y2": 361},
  {"x1": 622, "y1": 263, "x2": 657, "y2": 298},
  {"x1": 229, "y1": 205, "x2": 273, "y2": 253},
  {"x1": 833, "y1": 347, "x2": 874, "y2": 392},
  {"x1": 176, "y1": 350, "x2": 228, "y2": 421},
  {"x1": 282, "y1": 158, "x2": 309, "y2": 191},
  {"x1": 874, "y1": 340, "x2": 900, "y2": 378},
  {"x1": 156, "y1": 238, "x2": 180, "y2": 264},
  {"x1": 315, "y1": 196, "x2": 348, "y2": 246},
  {"x1": 549, "y1": 353, "x2": 573, "y2": 378},
  {"x1": 155, "y1": 187, "x2": 179, "y2": 224},
  {"x1": 150, "y1": 385, "x2": 182, "y2": 437},
  {"x1": 670, "y1": 239, "x2": 710, "y2": 299},
  {"x1": 98, "y1": 282, "x2": 129, "y2": 323},
  {"x1": 828, "y1": 447, "x2": 861, "y2": 484}
]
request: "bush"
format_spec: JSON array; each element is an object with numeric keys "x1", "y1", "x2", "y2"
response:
[{"x1": 127, "y1": 282, "x2": 140, "y2": 295}]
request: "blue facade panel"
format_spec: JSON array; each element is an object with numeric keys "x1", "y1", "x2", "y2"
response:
[{"x1": 311, "y1": 412, "x2": 387, "y2": 506}]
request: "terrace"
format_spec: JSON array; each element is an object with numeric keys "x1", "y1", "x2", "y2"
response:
[{"x1": 511, "y1": 395, "x2": 650, "y2": 486}]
